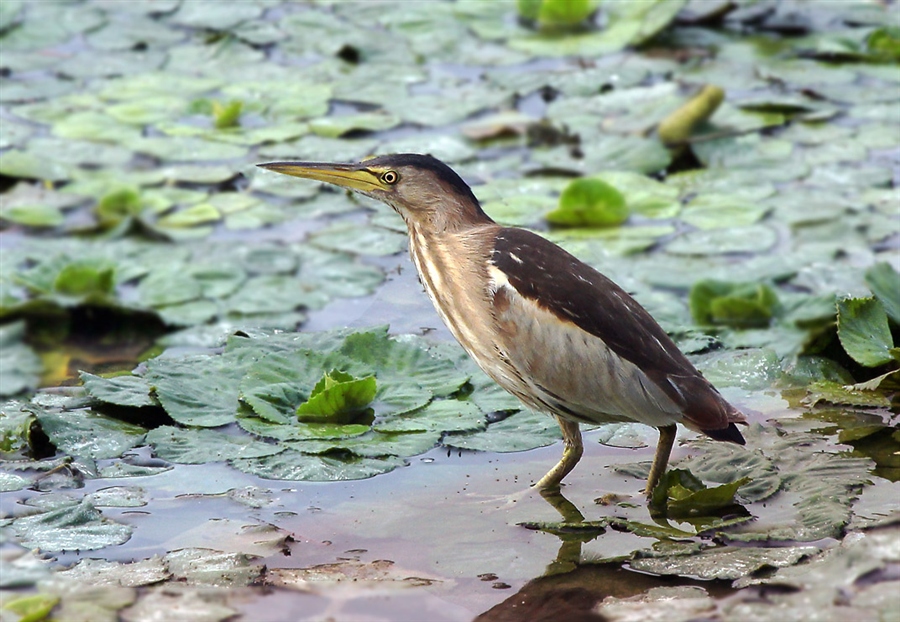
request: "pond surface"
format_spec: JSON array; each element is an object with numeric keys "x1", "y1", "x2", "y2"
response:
[{"x1": 1, "y1": 1, "x2": 898, "y2": 620}]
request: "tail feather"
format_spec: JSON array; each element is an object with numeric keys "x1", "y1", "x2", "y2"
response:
[{"x1": 702, "y1": 422, "x2": 746, "y2": 445}]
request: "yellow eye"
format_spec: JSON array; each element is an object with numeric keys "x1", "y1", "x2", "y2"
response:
[{"x1": 381, "y1": 170, "x2": 399, "y2": 184}]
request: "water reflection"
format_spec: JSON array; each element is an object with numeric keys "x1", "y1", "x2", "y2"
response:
[{"x1": 477, "y1": 486, "x2": 735, "y2": 622}]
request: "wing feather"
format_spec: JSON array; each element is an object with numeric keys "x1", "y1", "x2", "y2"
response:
[{"x1": 490, "y1": 228, "x2": 745, "y2": 437}]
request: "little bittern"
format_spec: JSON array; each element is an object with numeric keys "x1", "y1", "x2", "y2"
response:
[{"x1": 259, "y1": 154, "x2": 746, "y2": 495}]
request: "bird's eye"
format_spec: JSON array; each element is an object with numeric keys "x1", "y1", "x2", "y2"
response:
[{"x1": 381, "y1": 170, "x2": 399, "y2": 185}]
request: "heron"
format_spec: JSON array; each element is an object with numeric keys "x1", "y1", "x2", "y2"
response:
[{"x1": 258, "y1": 154, "x2": 746, "y2": 495}]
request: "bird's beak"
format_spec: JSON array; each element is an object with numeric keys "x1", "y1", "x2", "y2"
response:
[{"x1": 257, "y1": 161, "x2": 382, "y2": 193}]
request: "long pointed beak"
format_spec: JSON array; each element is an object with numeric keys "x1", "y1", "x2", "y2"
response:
[{"x1": 257, "y1": 161, "x2": 382, "y2": 193}]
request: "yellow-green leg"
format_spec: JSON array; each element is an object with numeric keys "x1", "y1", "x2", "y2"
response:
[
  {"x1": 534, "y1": 417, "x2": 583, "y2": 490},
  {"x1": 645, "y1": 424, "x2": 677, "y2": 496}
]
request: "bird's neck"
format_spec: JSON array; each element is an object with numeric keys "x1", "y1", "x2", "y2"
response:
[{"x1": 406, "y1": 223, "x2": 499, "y2": 358}]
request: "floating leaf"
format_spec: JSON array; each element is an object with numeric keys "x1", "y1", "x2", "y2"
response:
[
  {"x1": 146, "y1": 426, "x2": 283, "y2": 464},
  {"x1": 80, "y1": 372, "x2": 156, "y2": 408},
  {"x1": 233, "y1": 449, "x2": 406, "y2": 481},
  {"x1": 34, "y1": 408, "x2": 146, "y2": 460},
  {"x1": 837, "y1": 297, "x2": 894, "y2": 367},
  {"x1": 213, "y1": 100, "x2": 243, "y2": 129},
  {"x1": 57, "y1": 557, "x2": 165, "y2": 588},
  {"x1": 536, "y1": 0, "x2": 595, "y2": 29},
  {"x1": 10, "y1": 496, "x2": 133, "y2": 552},
  {"x1": 864, "y1": 262, "x2": 900, "y2": 325},
  {"x1": 443, "y1": 410, "x2": 559, "y2": 453},
  {"x1": 546, "y1": 178, "x2": 628, "y2": 227},
  {"x1": 296, "y1": 370, "x2": 377, "y2": 424},
  {"x1": 630, "y1": 545, "x2": 818, "y2": 581},
  {"x1": 650, "y1": 468, "x2": 750, "y2": 518},
  {"x1": 1, "y1": 594, "x2": 59, "y2": 622},
  {"x1": 145, "y1": 355, "x2": 242, "y2": 427},
  {"x1": 0, "y1": 322, "x2": 43, "y2": 397},
  {"x1": 690, "y1": 280, "x2": 780, "y2": 328}
]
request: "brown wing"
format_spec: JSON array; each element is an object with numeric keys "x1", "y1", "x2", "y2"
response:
[{"x1": 491, "y1": 228, "x2": 745, "y2": 442}]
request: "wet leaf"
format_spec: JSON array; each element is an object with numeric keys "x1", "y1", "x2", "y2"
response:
[
  {"x1": 146, "y1": 426, "x2": 283, "y2": 464},
  {"x1": 535, "y1": 0, "x2": 595, "y2": 29},
  {"x1": 805, "y1": 380, "x2": 891, "y2": 408},
  {"x1": 630, "y1": 545, "x2": 819, "y2": 580},
  {"x1": 269, "y1": 558, "x2": 440, "y2": 591},
  {"x1": 667, "y1": 225, "x2": 778, "y2": 255},
  {"x1": 34, "y1": 409, "x2": 146, "y2": 460},
  {"x1": 650, "y1": 468, "x2": 750, "y2": 518},
  {"x1": 1, "y1": 593, "x2": 59, "y2": 622},
  {"x1": 546, "y1": 178, "x2": 628, "y2": 227},
  {"x1": 690, "y1": 280, "x2": 780, "y2": 328},
  {"x1": 444, "y1": 410, "x2": 559, "y2": 453},
  {"x1": 145, "y1": 355, "x2": 241, "y2": 427},
  {"x1": 10, "y1": 496, "x2": 133, "y2": 552},
  {"x1": 309, "y1": 222, "x2": 408, "y2": 257},
  {"x1": 80, "y1": 372, "x2": 156, "y2": 408},
  {"x1": 0, "y1": 322, "x2": 43, "y2": 397},
  {"x1": 837, "y1": 297, "x2": 894, "y2": 367},
  {"x1": 119, "y1": 585, "x2": 237, "y2": 622},
  {"x1": 296, "y1": 370, "x2": 377, "y2": 423},
  {"x1": 164, "y1": 548, "x2": 263, "y2": 587},
  {"x1": 309, "y1": 112, "x2": 401, "y2": 138},
  {"x1": 233, "y1": 449, "x2": 406, "y2": 481},
  {"x1": 0, "y1": 471, "x2": 31, "y2": 492},
  {"x1": 36, "y1": 577, "x2": 136, "y2": 622},
  {"x1": 864, "y1": 263, "x2": 900, "y2": 325},
  {"x1": 0, "y1": 185, "x2": 69, "y2": 226}
]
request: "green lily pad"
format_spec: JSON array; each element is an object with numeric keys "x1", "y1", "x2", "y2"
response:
[
  {"x1": 309, "y1": 222, "x2": 408, "y2": 257},
  {"x1": 443, "y1": 410, "x2": 559, "y2": 453},
  {"x1": 233, "y1": 449, "x2": 406, "y2": 481},
  {"x1": 509, "y1": 0, "x2": 687, "y2": 56},
  {"x1": 546, "y1": 178, "x2": 628, "y2": 227},
  {"x1": 690, "y1": 280, "x2": 780, "y2": 328},
  {"x1": 34, "y1": 408, "x2": 146, "y2": 460},
  {"x1": 0, "y1": 150, "x2": 71, "y2": 182},
  {"x1": 1, "y1": 594, "x2": 59, "y2": 622},
  {"x1": 146, "y1": 426, "x2": 283, "y2": 464},
  {"x1": 145, "y1": 355, "x2": 242, "y2": 428},
  {"x1": 649, "y1": 468, "x2": 750, "y2": 518},
  {"x1": 296, "y1": 370, "x2": 377, "y2": 424},
  {"x1": 169, "y1": 0, "x2": 263, "y2": 30},
  {"x1": 309, "y1": 112, "x2": 401, "y2": 138},
  {"x1": 666, "y1": 225, "x2": 778, "y2": 255},
  {"x1": 681, "y1": 194, "x2": 769, "y2": 230},
  {"x1": 80, "y1": 372, "x2": 156, "y2": 408}
]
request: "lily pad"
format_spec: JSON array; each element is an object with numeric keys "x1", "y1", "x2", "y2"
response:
[
  {"x1": 80, "y1": 373, "x2": 156, "y2": 408},
  {"x1": 9, "y1": 496, "x2": 133, "y2": 552},
  {"x1": 34, "y1": 408, "x2": 146, "y2": 460},
  {"x1": 296, "y1": 370, "x2": 377, "y2": 424},
  {"x1": 0, "y1": 322, "x2": 43, "y2": 397},
  {"x1": 146, "y1": 426, "x2": 283, "y2": 464},
  {"x1": 630, "y1": 545, "x2": 819, "y2": 580},
  {"x1": 546, "y1": 178, "x2": 629, "y2": 227}
]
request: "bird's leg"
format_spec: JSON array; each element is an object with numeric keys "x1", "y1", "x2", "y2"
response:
[
  {"x1": 533, "y1": 417, "x2": 583, "y2": 490},
  {"x1": 644, "y1": 424, "x2": 677, "y2": 496}
]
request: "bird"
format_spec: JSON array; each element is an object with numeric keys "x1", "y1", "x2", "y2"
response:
[{"x1": 258, "y1": 154, "x2": 746, "y2": 495}]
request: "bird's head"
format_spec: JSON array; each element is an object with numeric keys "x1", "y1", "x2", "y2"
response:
[{"x1": 258, "y1": 153, "x2": 492, "y2": 232}]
